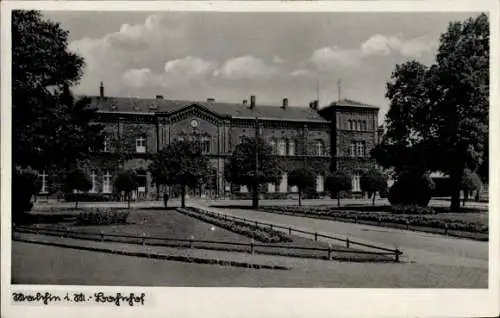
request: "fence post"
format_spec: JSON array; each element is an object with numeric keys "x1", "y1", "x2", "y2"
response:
[
  {"x1": 406, "y1": 220, "x2": 410, "y2": 230},
  {"x1": 100, "y1": 230, "x2": 104, "y2": 242},
  {"x1": 35, "y1": 224, "x2": 40, "y2": 234},
  {"x1": 142, "y1": 232, "x2": 146, "y2": 246},
  {"x1": 444, "y1": 224, "x2": 449, "y2": 235},
  {"x1": 327, "y1": 244, "x2": 332, "y2": 260},
  {"x1": 288, "y1": 227, "x2": 292, "y2": 235},
  {"x1": 250, "y1": 239, "x2": 254, "y2": 254},
  {"x1": 255, "y1": 221, "x2": 258, "y2": 228},
  {"x1": 395, "y1": 249, "x2": 401, "y2": 262},
  {"x1": 314, "y1": 232, "x2": 318, "y2": 241},
  {"x1": 190, "y1": 235, "x2": 194, "y2": 248},
  {"x1": 378, "y1": 217, "x2": 382, "y2": 225},
  {"x1": 354, "y1": 216, "x2": 358, "y2": 224},
  {"x1": 346, "y1": 236, "x2": 350, "y2": 248}
]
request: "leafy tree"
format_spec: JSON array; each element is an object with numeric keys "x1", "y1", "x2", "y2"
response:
[
  {"x1": 64, "y1": 168, "x2": 92, "y2": 208},
  {"x1": 12, "y1": 168, "x2": 41, "y2": 223},
  {"x1": 149, "y1": 140, "x2": 210, "y2": 208},
  {"x1": 461, "y1": 168, "x2": 482, "y2": 206},
  {"x1": 325, "y1": 171, "x2": 352, "y2": 207},
  {"x1": 288, "y1": 168, "x2": 316, "y2": 206},
  {"x1": 372, "y1": 14, "x2": 489, "y2": 211},
  {"x1": 225, "y1": 136, "x2": 283, "y2": 209},
  {"x1": 388, "y1": 172, "x2": 435, "y2": 207},
  {"x1": 360, "y1": 169, "x2": 388, "y2": 205},
  {"x1": 114, "y1": 170, "x2": 138, "y2": 209},
  {"x1": 12, "y1": 11, "x2": 104, "y2": 214}
]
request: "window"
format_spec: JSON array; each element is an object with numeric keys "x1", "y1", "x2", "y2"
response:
[
  {"x1": 136, "y1": 137, "x2": 146, "y2": 153},
  {"x1": 102, "y1": 171, "x2": 112, "y2": 194},
  {"x1": 362, "y1": 120, "x2": 367, "y2": 131},
  {"x1": 348, "y1": 120, "x2": 353, "y2": 130},
  {"x1": 290, "y1": 185, "x2": 298, "y2": 193},
  {"x1": 240, "y1": 185, "x2": 248, "y2": 193},
  {"x1": 201, "y1": 137, "x2": 210, "y2": 153},
  {"x1": 269, "y1": 139, "x2": 276, "y2": 154},
  {"x1": 352, "y1": 173, "x2": 361, "y2": 192},
  {"x1": 40, "y1": 170, "x2": 48, "y2": 194},
  {"x1": 315, "y1": 140, "x2": 324, "y2": 156},
  {"x1": 316, "y1": 175, "x2": 324, "y2": 193},
  {"x1": 351, "y1": 141, "x2": 366, "y2": 157},
  {"x1": 267, "y1": 183, "x2": 276, "y2": 193},
  {"x1": 279, "y1": 173, "x2": 288, "y2": 193},
  {"x1": 287, "y1": 140, "x2": 295, "y2": 156},
  {"x1": 277, "y1": 139, "x2": 286, "y2": 156},
  {"x1": 103, "y1": 137, "x2": 109, "y2": 152},
  {"x1": 90, "y1": 170, "x2": 97, "y2": 193},
  {"x1": 357, "y1": 141, "x2": 365, "y2": 157}
]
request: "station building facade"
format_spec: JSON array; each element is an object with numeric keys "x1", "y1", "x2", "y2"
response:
[{"x1": 38, "y1": 84, "x2": 381, "y2": 200}]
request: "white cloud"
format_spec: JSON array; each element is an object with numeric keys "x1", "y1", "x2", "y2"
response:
[
  {"x1": 310, "y1": 46, "x2": 361, "y2": 70},
  {"x1": 122, "y1": 68, "x2": 158, "y2": 88},
  {"x1": 215, "y1": 55, "x2": 277, "y2": 80},
  {"x1": 273, "y1": 55, "x2": 285, "y2": 65},
  {"x1": 164, "y1": 56, "x2": 216, "y2": 80},
  {"x1": 290, "y1": 69, "x2": 314, "y2": 77},
  {"x1": 361, "y1": 34, "x2": 436, "y2": 58}
]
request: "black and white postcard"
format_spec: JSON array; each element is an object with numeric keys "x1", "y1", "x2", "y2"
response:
[{"x1": 1, "y1": 1, "x2": 499, "y2": 317}]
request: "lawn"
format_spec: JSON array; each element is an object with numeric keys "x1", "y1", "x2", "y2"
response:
[{"x1": 16, "y1": 208, "x2": 393, "y2": 262}]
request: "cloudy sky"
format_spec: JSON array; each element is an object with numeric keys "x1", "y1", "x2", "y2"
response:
[{"x1": 43, "y1": 11, "x2": 480, "y2": 120}]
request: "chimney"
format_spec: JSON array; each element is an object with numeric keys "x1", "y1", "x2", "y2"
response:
[
  {"x1": 207, "y1": 98, "x2": 215, "y2": 103},
  {"x1": 156, "y1": 95, "x2": 164, "y2": 100},
  {"x1": 99, "y1": 82, "x2": 104, "y2": 98},
  {"x1": 242, "y1": 99, "x2": 248, "y2": 106},
  {"x1": 310, "y1": 100, "x2": 318, "y2": 110},
  {"x1": 282, "y1": 98, "x2": 288, "y2": 109},
  {"x1": 250, "y1": 95, "x2": 256, "y2": 109}
]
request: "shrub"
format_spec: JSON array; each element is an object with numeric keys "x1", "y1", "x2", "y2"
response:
[
  {"x1": 76, "y1": 208, "x2": 130, "y2": 225},
  {"x1": 391, "y1": 204, "x2": 435, "y2": 215},
  {"x1": 388, "y1": 172, "x2": 435, "y2": 207},
  {"x1": 64, "y1": 193, "x2": 114, "y2": 202}
]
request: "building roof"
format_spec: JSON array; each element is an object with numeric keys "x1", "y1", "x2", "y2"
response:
[
  {"x1": 85, "y1": 96, "x2": 329, "y2": 122},
  {"x1": 322, "y1": 98, "x2": 379, "y2": 110}
]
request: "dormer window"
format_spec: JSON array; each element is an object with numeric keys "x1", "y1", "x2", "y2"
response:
[{"x1": 136, "y1": 137, "x2": 146, "y2": 153}]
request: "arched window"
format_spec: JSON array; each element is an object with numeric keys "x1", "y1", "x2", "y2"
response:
[
  {"x1": 102, "y1": 171, "x2": 112, "y2": 194},
  {"x1": 201, "y1": 136, "x2": 210, "y2": 153},
  {"x1": 269, "y1": 139, "x2": 276, "y2": 154},
  {"x1": 287, "y1": 140, "x2": 295, "y2": 156},
  {"x1": 277, "y1": 139, "x2": 286, "y2": 156},
  {"x1": 315, "y1": 140, "x2": 324, "y2": 156}
]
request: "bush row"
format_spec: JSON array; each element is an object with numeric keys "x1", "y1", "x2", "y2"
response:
[
  {"x1": 179, "y1": 207, "x2": 292, "y2": 243},
  {"x1": 390, "y1": 204, "x2": 435, "y2": 215},
  {"x1": 76, "y1": 208, "x2": 130, "y2": 225},
  {"x1": 262, "y1": 207, "x2": 488, "y2": 234},
  {"x1": 64, "y1": 193, "x2": 115, "y2": 202}
]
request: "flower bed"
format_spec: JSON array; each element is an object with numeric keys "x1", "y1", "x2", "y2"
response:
[
  {"x1": 76, "y1": 208, "x2": 130, "y2": 225},
  {"x1": 178, "y1": 207, "x2": 292, "y2": 243},
  {"x1": 261, "y1": 206, "x2": 488, "y2": 234}
]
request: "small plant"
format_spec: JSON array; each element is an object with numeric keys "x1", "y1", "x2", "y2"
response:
[{"x1": 76, "y1": 208, "x2": 130, "y2": 225}]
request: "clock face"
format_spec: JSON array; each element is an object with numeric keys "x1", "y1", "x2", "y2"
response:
[{"x1": 190, "y1": 119, "x2": 199, "y2": 128}]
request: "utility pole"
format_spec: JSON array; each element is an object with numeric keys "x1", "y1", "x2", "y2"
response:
[
  {"x1": 252, "y1": 116, "x2": 260, "y2": 209},
  {"x1": 337, "y1": 78, "x2": 342, "y2": 101}
]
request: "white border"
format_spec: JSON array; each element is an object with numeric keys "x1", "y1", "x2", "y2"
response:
[{"x1": 1, "y1": 1, "x2": 499, "y2": 318}]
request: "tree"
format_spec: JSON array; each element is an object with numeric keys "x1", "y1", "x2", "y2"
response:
[
  {"x1": 372, "y1": 14, "x2": 489, "y2": 211},
  {"x1": 64, "y1": 168, "x2": 92, "y2": 208},
  {"x1": 12, "y1": 168, "x2": 41, "y2": 223},
  {"x1": 225, "y1": 136, "x2": 283, "y2": 209},
  {"x1": 114, "y1": 170, "x2": 138, "y2": 209},
  {"x1": 12, "y1": 11, "x2": 104, "y2": 214},
  {"x1": 360, "y1": 169, "x2": 388, "y2": 205},
  {"x1": 325, "y1": 171, "x2": 352, "y2": 207},
  {"x1": 461, "y1": 168, "x2": 482, "y2": 206},
  {"x1": 288, "y1": 168, "x2": 316, "y2": 206},
  {"x1": 149, "y1": 140, "x2": 210, "y2": 208}
]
